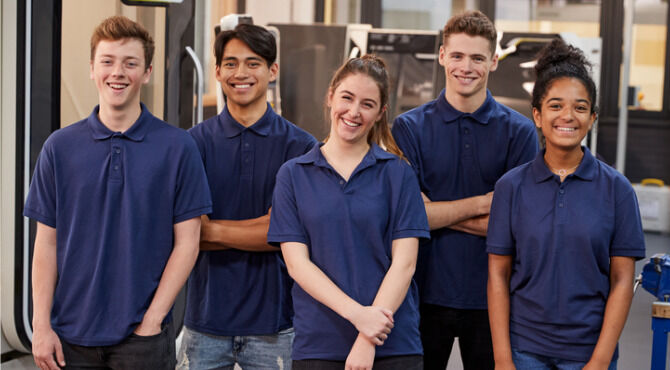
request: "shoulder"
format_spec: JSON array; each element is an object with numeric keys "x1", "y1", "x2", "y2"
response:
[
  {"x1": 595, "y1": 159, "x2": 636, "y2": 196},
  {"x1": 497, "y1": 160, "x2": 534, "y2": 189},
  {"x1": 394, "y1": 99, "x2": 439, "y2": 128},
  {"x1": 188, "y1": 114, "x2": 220, "y2": 138},
  {"x1": 42, "y1": 119, "x2": 89, "y2": 150},
  {"x1": 278, "y1": 116, "x2": 318, "y2": 144},
  {"x1": 493, "y1": 101, "x2": 533, "y2": 127}
]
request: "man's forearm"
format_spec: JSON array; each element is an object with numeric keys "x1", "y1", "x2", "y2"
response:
[
  {"x1": 424, "y1": 192, "x2": 492, "y2": 230},
  {"x1": 140, "y1": 217, "x2": 200, "y2": 330},
  {"x1": 32, "y1": 223, "x2": 58, "y2": 330},
  {"x1": 448, "y1": 214, "x2": 489, "y2": 236},
  {"x1": 200, "y1": 214, "x2": 277, "y2": 252}
]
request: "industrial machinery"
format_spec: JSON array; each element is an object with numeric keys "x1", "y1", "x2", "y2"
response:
[{"x1": 637, "y1": 254, "x2": 670, "y2": 370}]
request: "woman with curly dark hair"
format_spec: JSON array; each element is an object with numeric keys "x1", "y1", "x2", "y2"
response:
[{"x1": 487, "y1": 38, "x2": 646, "y2": 370}]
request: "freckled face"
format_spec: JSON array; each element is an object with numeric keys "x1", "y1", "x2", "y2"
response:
[
  {"x1": 327, "y1": 73, "x2": 384, "y2": 146},
  {"x1": 90, "y1": 38, "x2": 151, "y2": 112},
  {"x1": 533, "y1": 77, "x2": 596, "y2": 153}
]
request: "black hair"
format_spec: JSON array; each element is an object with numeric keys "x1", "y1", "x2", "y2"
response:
[
  {"x1": 214, "y1": 24, "x2": 276, "y2": 67},
  {"x1": 532, "y1": 38, "x2": 598, "y2": 114}
]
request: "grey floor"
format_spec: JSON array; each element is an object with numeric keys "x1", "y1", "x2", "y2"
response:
[{"x1": 4, "y1": 233, "x2": 669, "y2": 370}]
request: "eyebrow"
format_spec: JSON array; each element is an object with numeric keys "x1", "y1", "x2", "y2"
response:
[
  {"x1": 222, "y1": 56, "x2": 264, "y2": 62},
  {"x1": 546, "y1": 97, "x2": 591, "y2": 105}
]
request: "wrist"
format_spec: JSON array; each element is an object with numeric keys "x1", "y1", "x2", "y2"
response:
[{"x1": 343, "y1": 302, "x2": 364, "y2": 325}]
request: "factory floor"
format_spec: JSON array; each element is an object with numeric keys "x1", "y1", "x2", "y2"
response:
[{"x1": 4, "y1": 232, "x2": 669, "y2": 370}]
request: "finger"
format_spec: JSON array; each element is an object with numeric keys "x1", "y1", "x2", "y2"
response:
[
  {"x1": 55, "y1": 341, "x2": 66, "y2": 367},
  {"x1": 44, "y1": 357, "x2": 60, "y2": 370},
  {"x1": 371, "y1": 336, "x2": 383, "y2": 346}
]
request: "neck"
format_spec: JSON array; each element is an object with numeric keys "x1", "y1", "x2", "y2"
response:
[
  {"x1": 227, "y1": 99, "x2": 268, "y2": 127},
  {"x1": 322, "y1": 135, "x2": 370, "y2": 162},
  {"x1": 98, "y1": 102, "x2": 142, "y2": 133},
  {"x1": 444, "y1": 88, "x2": 487, "y2": 113},
  {"x1": 544, "y1": 145, "x2": 584, "y2": 171}
]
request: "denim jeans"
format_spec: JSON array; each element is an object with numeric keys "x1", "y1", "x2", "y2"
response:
[
  {"x1": 292, "y1": 355, "x2": 422, "y2": 370},
  {"x1": 512, "y1": 348, "x2": 617, "y2": 370},
  {"x1": 60, "y1": 322, "x2": 176, "y2": 369},
  {"x1": 177, "y1": 326, "x2": 294, "y2": 370}
]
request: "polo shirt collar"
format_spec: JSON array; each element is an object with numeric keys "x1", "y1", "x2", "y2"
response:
[
  {"x1": 297, "y1": 143, "x2": 396, "y2": 170},
  {"x1": 219, "y1": 102, "x2": 274, "y2": 138},
  {"x1": 436, "y1": 89, "x2": 496, "y2": 125},
  {"x1": 532, "y1": 146, "x2": 597, "y2": 183},
  {"x1": 88, "y1": 103, "x2": 151, "y2": 142}
]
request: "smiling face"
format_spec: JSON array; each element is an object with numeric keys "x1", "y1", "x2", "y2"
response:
[
  {"x1": 439, "y1": 32, "x2": 498, "y2": 110},
  {"x1": 533, "y1": 77, "x2": 596, "y2": 154},
  {"x1": 90, "y1": 38, "x2": 151, "y2": 113},
  {"x1": 216, "y1": 38, "x2": 277, "y2": 114},
  {"x1": 327, "y1": 73, "x2": 384, "y2": 147}
]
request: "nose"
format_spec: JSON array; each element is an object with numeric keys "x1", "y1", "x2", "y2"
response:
[
  {"x1": 234, "y1": 63, "x2": 250, "y2": 78},
  {"x1": 111, "y1": 61, "x2": 124, "y2": 77},
  {"x1": 560, "y1": 107, "x2": 575, "y2": 121}
]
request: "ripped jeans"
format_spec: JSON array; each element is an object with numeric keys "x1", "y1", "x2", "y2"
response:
[{"x1": 177, "y1": 326, "x2": 294, "y2": 370}]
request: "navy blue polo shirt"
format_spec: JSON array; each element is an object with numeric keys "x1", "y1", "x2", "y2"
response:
[
  {"x1": 487, "y1": 147, "x2": 645, "y2": 362},
  {"x1": 185, "y1": 103, "x2": 316, "y2": 336},
  {"x1": 391, "y1": 89, "x2": 539, "y2": 309},
  {"x1": 268, "y1": 144, "x2": 430, "y2": 361},
  {"x1": 23, "y1": 104, "x2": 212, "y2": 346}
]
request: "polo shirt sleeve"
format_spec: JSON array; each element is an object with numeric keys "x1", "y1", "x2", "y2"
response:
[
  {"x1": 610, "y1": 180, "x2": 646, "y2": 259},
  {"x1": 486, "y1": 177, "x2": 515, "y2": 256},
  {"x1": 173, "y1": 137, "x2": 213, "y2": 224},
  {"x1": 268, "y1": 163, "x2": 308, "y2": 247},
  {"x1": 506, "y1": 118, "x2": 539, "y2": 170},
  {"x1": 391, "y1": 116, "x2": 421, "y2": 178},
  {"x1": 24, "y1": 141, "x2": 57, "y2": 227},
  {"x1": 392, "y1": 162, "x2": 430, "y2": 241}
]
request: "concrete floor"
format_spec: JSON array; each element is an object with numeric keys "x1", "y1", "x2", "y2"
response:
[{"x1": 4, "y1": 233, "x2": 669, "y2": 370}]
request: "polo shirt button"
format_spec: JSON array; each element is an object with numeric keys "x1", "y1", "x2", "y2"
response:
[
  {"x1": 465, "y1": 144, "x2": 470, "y2": 149},
  {"x1": 114, "y1": 165, "x2": 119, "y2": 170},
  {"x1": 464, "y1": 128, "x2": 470, "y2": 134},
  {"x1": 559, "y1": 203, "x2": 564, "y2": 207},
  {"x1": 115, "y1": 149, "x2": 121, "y2": 154},
  {"x1": 244, "y1": 143, "x2": 249, "y2": 147},
  {"x1": 244, "y1": 158, "x2": 250, "y2": 163},
  {"x1": 559, "y1": 189, "x2": 565, "y2": 194},
  {"x1": 339, "y1": 180, "x2": 344, "y2": 185}
]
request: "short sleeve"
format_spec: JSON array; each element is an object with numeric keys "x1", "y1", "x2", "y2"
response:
[
  {"x1": 267, "y1": 163, "x2": 308, "y2": 246},
  {"x1": 486, "y1": 178, "x2": 515, "y2": 256},
  {"x1": 173, "y1": 136, "x2": 213, "y2": 224},
  {"x1": 391, "y1": 162, "x2": 430, "y2": 241},
  {"x1": 24, "y1": 142, "x2": 57, "y2": 227},
  {"x1": 391, "y1": 116, "x2": 421, "y2": 178},
  {"x1": 610, "y1": 181, "x2": 646, "y2": 259}
]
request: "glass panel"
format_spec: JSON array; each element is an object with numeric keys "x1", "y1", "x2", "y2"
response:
[
  {"x1": 496, "y1": 0, "x2": 601, "y2": 38},
  {"x1": 61, "y1": 0, "x2": 166, "y2": 127},
  {"x1": 381, "y1": 0, "x2": 479, "y2": 31},
  {"x1": 628, "y1": 0, "x2": 667, "y2": 112}
]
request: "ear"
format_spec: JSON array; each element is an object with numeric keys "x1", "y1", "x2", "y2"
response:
[
  {"x1": 588, "y1": 112, "x2": 597, "y2": 131},
  {"x1": 438, "y1": 45, "x2": 446, "y2": 67},
  {"x1": 532, "y1": 107, "x2": 542, "y2": 129},
  {"x1": 269, "y1": 62, "x2": 279, "y2": 82},
  {"x1": 90, "y1": 61, "x2": 95, "y2": 80},
  {"x1": 215, "y1": 64, "x2": 223, "y2": 83},
  {"x1": 489, "y1": 53, "x2": 499, "y2": 72},
  {"x1": 141, "y1": 65, "x2": 153, "y2": 84},
  {"x1": 376, "y1": 105, "x2": 387, "y2": 123}
]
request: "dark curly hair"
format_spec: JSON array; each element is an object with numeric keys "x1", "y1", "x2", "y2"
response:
[{"x1": 532, "y1": 38, "x2": 598, "y2": 114}]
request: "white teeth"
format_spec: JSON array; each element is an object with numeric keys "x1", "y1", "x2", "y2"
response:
[
  {"x1": 556, "y1": 127, "x2": 576, "y2": 132},
  {"x1": 343, "y1": 119, "x2": 360, "y2": 127},
  {"x1": 109, "y1": 83, "x2": 126, "y2": 89},
  {"x1": 235, "y1": 84, "x2": 251, "y2": 88}
]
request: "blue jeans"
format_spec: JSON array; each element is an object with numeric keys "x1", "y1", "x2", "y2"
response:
[
  {"x1": 177, "y1": 326, "x2": 294, "y2": 369},
  {"x1": 512, "y1": 348, "x2": 617, "y2": 370}
]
